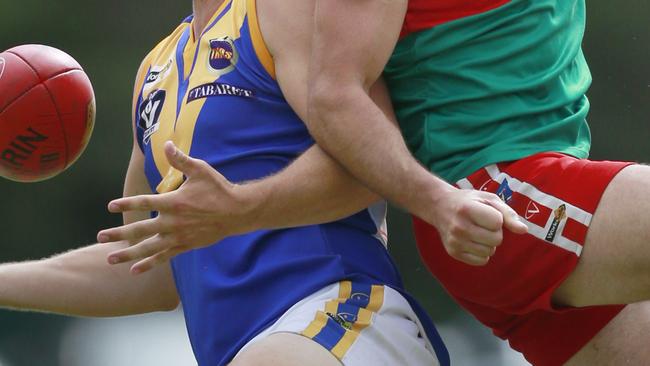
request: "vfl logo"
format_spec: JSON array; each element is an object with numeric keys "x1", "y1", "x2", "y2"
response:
[
  {"x1": 545, "y1": 204, "x2": 567, "y2": 242},
  {"x1": 496, "y1": 179, "x2": 513, "y2": 204},
  {"x1": 0, "y1": 57, "x2": 5, "y2": 80},
  {"x1": 208, "y1": 37, "x2": 238, "y2": 75},
  {"x1": 138, "y1": 90, "x2": 166, "y2": 145},
  {"x1": 143, "y1": 59, "x2": 173, "y2": 91}
]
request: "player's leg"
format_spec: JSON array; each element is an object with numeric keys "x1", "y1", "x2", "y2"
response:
[
  {"x1": 565, "y1": 301, "x2": 650, "y2": 365},
  {"x1": 413, "y1": 153, "x2": 635, "y2": 365},
  {"x1": 553, "y1": 165, "x2": 650, "y2": 307},
  {"x1": 230, "y1": 333, "x2": 341, "y2": 366}
]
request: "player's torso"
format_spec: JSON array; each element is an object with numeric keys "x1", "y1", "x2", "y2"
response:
[
  {"x1": 135, "y1": 0, "x2": 305, "y2": 193},
  {"x1": 132, "y1": 1, "x2": 398, "y2": 365},
  {"x1": 391, "y1": 0, "x2": 592, "y2": 182}
]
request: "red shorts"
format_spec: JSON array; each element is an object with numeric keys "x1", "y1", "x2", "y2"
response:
[{"x1": 413, "y1": 153, "x2": 633, "y2": 366}]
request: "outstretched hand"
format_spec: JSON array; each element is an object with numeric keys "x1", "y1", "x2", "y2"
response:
[
  {"x1": 428, "y1": 187, "x2": 528, "y2": 266},
  {"x1": 97, "y1": 141, "x2": 255, "y2": 274}
]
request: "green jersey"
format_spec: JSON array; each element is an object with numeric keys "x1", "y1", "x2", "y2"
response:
[{"x1": 385, "y1": 0, "x2": 591, "y2": 183}]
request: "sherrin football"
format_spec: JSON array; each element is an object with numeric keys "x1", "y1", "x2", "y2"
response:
[{"x1": 0, "y1": 44, "x2": 95, "y2": 182}]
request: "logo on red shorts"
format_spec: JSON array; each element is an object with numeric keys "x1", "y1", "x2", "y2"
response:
[
  {"x1": 545, "y1": 204, "x2": 567, "y2": 242},
  {"x1": 496, "y1": 179, "x2": 513, "y2": 203},
  {"x1": 525, "y1": 201, "x2": 540, "y2": 220},
  {"x1": 0, "y1": 58, "x2": 5, "y2": 80}
]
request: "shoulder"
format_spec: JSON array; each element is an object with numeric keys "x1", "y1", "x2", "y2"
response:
[
  {"x1": 132, "y1": 18, "x2": 190, "y2": 101},
  {"x1": 136, "y1": 19, "x2": 189, "y2": 81},
  {"x1": 255, "y1": 0, "x2": 312, "y2": 59}
]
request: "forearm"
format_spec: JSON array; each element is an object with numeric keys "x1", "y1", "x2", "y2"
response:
[
  {"x1": 0, "y1": 242, "x2": 178, "y2": 317},
  {"x1": 307, "y1": 0, "x2": 454, "y2": 225},
  {"x1": 238, "y1": 144, "x2": 380, "y2": 232},
  {"x1": 308, "y1": 84, "x2": 454, "y2": 224}
]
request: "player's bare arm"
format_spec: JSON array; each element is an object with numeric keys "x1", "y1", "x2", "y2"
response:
[
  {"x1": 97, "y1": 0, "x2": 524, "y2": 273},
  {"x1": 0, "y1": 50, "x2": 179, "y2": 315},
  {"x1": 96, "y1": 0, "x2": 397, "y2": 274},
  {"x1": 0, "y1": 144, "x2": 179, "y2": 316},
  {"x1": 305, "y1": 0, "x2": 526, "y2": 265}
]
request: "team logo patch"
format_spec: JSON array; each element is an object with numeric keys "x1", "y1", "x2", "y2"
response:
[
  {"x1": 143, "y1": 59, "x2": 173, "y2": 91},
  {"x1": 138, "y1": 90, "x2": 166, "y2": 145},
  {"x1": 208, "y1": 36, "x2": 238, "y2": 75},
  {"x1": 187, "y1": 82, "x2": 254, "y2": 103},
  {"x1": 545, "y1": 204, "x2": 567, "y2": 242},
  {"x1": 0, "y1": 58, "x2": 5, "y2": 80},
  {"x1": 496, "y1": 179, "x2": 514, "y2": 204}
]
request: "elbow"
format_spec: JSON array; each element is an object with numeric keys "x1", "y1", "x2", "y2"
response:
[
  {"x1": 308, "y1": 78, "x2": 338, "y2": 118},
  {"x1": 307, "y1": 76, "x2": 365, "y2": 152},
  {"x1": 307, "y1": 76, "x2": 361, "y2": 127},
  {"x1": 159, "y1": 298, "x2": 180, "y2": 312},
  {"x1": 156, "y1": 291, "x2": 181, "y2": 312}
]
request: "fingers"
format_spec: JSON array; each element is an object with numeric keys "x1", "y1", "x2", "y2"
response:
[
  {"x1": 108, "y1": 194, "x2": 172, "y2": 213},
  {"x1": 446, "y1": 234, "x2": 497, "y2": 265},
  {"x1": 460, "y1": 240, "x2": 496, "y2": 258},
  {"x1": 465, "y1": 200, "x2": 504, "y2": 231},
  {"x1": 130, "y1": 247, "x2": 186, "y2": 275},
  {"x1": 443, "y1": 190, "x2": 529, "y2": 266},
  {"x1": 457, "y1": 252, "x2": 491, "y2": 266},
  {"x1": 107, "y1": 234, "x2": 172, "y2": 266},
  {"x1": 503, "y1": 211, "x2": 528, "y2": 234},
  {"x1": 97, "y1": 218, "x2": 160, "y2": 244},
  {"x1": 465, "y1": 225, "x2": 503, "y2": 248},
  {"x1": 482, "y1": 193, "x2": 528, "y2": 234},
  {"x1": 164, "y1": 141, "x2": 204, "y2": 178}
]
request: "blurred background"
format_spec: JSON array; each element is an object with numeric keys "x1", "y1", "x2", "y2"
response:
[{"x1": 0, "y1": 1, "x2": 648, "y2": 365}]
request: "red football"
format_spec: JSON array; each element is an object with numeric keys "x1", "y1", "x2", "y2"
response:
[{"x1": 0, "y1": 44, "x2": 95, "y2": 182}]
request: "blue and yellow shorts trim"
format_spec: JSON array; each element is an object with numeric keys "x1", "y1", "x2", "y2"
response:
[
  {"x1": 234, "y1": 280, "x2": 446, "y2": 365},
  {"x1": 302, "y1": 281, "x2": 385, "y2": 360}
]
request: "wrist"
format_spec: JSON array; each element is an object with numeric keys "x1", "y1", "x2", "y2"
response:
[
  {"x1": 229, "y1": 181, "x2": 267, "y2": 235},
  {"x1": 407, "y1": 169, "x2": 456, "y2": 226}
]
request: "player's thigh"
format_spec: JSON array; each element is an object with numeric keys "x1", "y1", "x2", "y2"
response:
[
  {"x1": 230, "y1": 332, "x2": 341, "y2": 366},
  {"x1": 565, "y1": 301, "x2": 650, "y2": 365},
  {"x1": 554, "y1": 165, "x2": 650, "y2": 307}
]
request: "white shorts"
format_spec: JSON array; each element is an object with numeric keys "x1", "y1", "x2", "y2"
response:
[{"x1": 235, "y1": 281, "x2": 443, "y2": 366}]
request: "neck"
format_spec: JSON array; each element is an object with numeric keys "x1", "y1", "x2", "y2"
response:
[{"x1": 191, "y1": 0, "x2": 226, "y2": 37}]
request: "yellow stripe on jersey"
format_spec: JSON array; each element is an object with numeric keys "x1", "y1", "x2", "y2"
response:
[
  {"x1": 246, "y1": 0, "x2": 276, "y2": 79},
  {"x1": 154, "y1": 1, "x2": 248, "y2": 192},
  {"x1": 133, "y1": 0, "x2": 279, "y2": 192}
]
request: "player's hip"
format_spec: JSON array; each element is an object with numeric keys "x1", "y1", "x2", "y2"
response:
[{"x1": 234, "y1": 280, "x2": 449, "y2": 366}]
